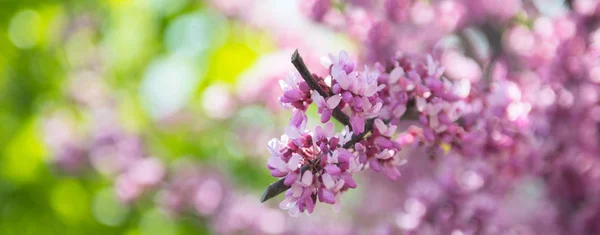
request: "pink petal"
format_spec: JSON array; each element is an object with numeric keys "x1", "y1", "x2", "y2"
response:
[
  {"x1": 284, "y1": 125, "x2": 301, "y2": 139},
  {"x1": 284, "y1": 173, "x2": 298, "y2": 186},
  {"x1": 325, "y1": 165, "x2": 341, "y2": 175},
  {"x1": 375, "y1": 136, "x2": 393, "y2": 149},
  {"x1": 290, "y1": 109, "x2": 307, "y2": 128},
  {"x1": 370, "y1": 158, "x2": 382, "y2": 172},
  {"x1": 371, "y1": 102, "x2": 383, "y2": 113},
  {"x1": 324, "y1": 122, "x2": 335, "y2": 137},
  {"x1": 321, "y1": 189, "x2": 336, "y2": 204},
  {"x1": 388, "y1": 67, "x2": 404, "y2": 83},
  {"x1": 321, "y1": 110, "x2": 333, "y2": 123},
  {"x1": 350, "y1": 115, "x2": 365, "y2": 134},
  {"x1": 393, "y1": 104, "x2": 407, "y2": 117},
  {"x1": 271, "y1": 169, "x2": 287, "y2": 177},
  {"x1": 384, "y1": 164, "x2": 401, "y2": 180},
  {"x1": 342, "y1": 173, "x2": 357, "y2": 188},
  {"x1": 284, "y1": 89, "x2": 303, "y2": 100}
]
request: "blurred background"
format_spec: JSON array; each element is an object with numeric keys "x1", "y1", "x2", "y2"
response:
[
  {"x1": 0, "y1": 0, "x2": 362, "y2": 234},
  {"x1": 1, "y1": 0, "x2": 593, "y2": 234}
]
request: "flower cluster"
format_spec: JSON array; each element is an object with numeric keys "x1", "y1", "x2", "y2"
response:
[{"x1": 265, "y1": 50, "x2": 468, "y2": 216}]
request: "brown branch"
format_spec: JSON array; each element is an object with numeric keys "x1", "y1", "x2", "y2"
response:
[
  {"x1": 291, "y1": 49, "x2": 350, "y2": 127},
  {"x1": 261, "y1": 50, "x2": 376, "y2": 203},
  {"x1": 260, "y1": 122, "x2": 373, "y2": 203}
]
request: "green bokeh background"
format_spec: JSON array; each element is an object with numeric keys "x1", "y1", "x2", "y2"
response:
[{"x1": 0, "y1": 0, "x2": 291, "y2": 234}]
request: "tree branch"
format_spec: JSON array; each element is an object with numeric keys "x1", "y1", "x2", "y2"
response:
[
  {"x1": 291, "y1": 49, "x2": 350, "y2": 127},
  {"x1": 261, "y1": 50, "x2": 376, "y2": 203}
]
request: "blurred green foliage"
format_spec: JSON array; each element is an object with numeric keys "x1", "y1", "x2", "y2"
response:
[{"x1": 0, "y1": 0, "x2": 279, "y2": 234}]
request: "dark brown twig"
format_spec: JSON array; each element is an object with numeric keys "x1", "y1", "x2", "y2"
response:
[
  {"x1": 291, "y1": 49, "x2": 350, "y2": 126},
  {"x1": 260, "y1": 50, "x2": 376, "y2": 203}
]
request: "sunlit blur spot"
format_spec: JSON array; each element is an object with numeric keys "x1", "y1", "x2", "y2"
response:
[
  {"x1": 106, "y1": 3, "x2": 156, "y2": 71},
  {"x1": 395, "y1": 212, "x2": 420, "y2": 230},
  {"x1": 538, "y1": 86, "x2": 556, "y2": 107},
  {"x1": 441, "y1": 143, "x2": 451, "y2": 154},
  {"x1": 139, "y1": 208, "x2": 176, "y2": 235},
  {"x1": 458, "y1": 170, "x2": 484, "y2": 191},
  {"x1": 65, "y1": 30, "x2": 96, "y2": 68},
  {"x1": 505, "y1": 26, "x2": 534, "y2": 57},
  {"x1": 404, "y1": 198, "x2": 426, "y2": 217},
  {"x1": 140, "y1": 55, "x2": 202, "y2": 119},
  {"x1": 580, "y1": 85, "x2": 598, "y2": 104},
  {"x1": 574, "y1": 0, "x2": 599, "y2": 15},
  {"x1": 259, "y1": 209, "x2": 285, "y2": 234},
  {"x1": 193, "y1": 179, "x2": 223, "y2": 216},
  {"x1": 1, "y1": 120, "x2": 46, "y2": 183},
  {"x1": 205, "y1": 39, "x2": 259, "y2": 84},
  {"x1": 557, "y1": 90, "x2": 574, "y2": 108},
  {"x1": 501, "y1": 178, "x2": 546, "y2": 222},
  {"x1": 590, "y1": 28, "x2": 600, "y2": 49},
  {"x1": 144, "y1": 0, "x2": 187, "y2": 16},
  {"x1": 533, "y1": 0, "x2": 568, "y2": 16},
  {"x1": 165, "y1": 11, "x2": 227, "y2": 57},
  {"x1": 51, "y1": 180, "x2": 90, "y2": 224},
  {"x1": 201, "y1": 83, "x2": 235, "y2": 119},
  {"x1": 505, "y1": 81, "x2": 522, "y2": 101},
  {"x1": 590, "y1": 67, "x2": 600, "y2": 83},
  {"x1": 410, "y1": 1, "x2": 434, "y2": 25},
  {"x1": 93, "y1": 188, "x2": 129, "y2": 226},
  {"x1": 533, "y1": 17, "x2": 554, "y2": 38},
  {"x1": 507, "y1": 102, "x2": 531, "y2": 121},
  {"x1": 442, "y1": 51, "x2": 481, "y2": 82},
  {"x1": 451, "y1": 229, "x2": 465, "y2": 235},
  {"x1": 8, "y1": 10, "x2": 41, "y2": 49}
]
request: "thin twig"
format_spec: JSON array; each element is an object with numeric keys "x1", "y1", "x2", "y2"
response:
[{"x1": 261, "y1": 50, "x2": 376, "y2": 203}]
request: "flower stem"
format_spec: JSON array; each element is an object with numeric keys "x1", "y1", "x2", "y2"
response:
[{"x1": 260, "y1": 50, "x2": 376, "y2": 203}]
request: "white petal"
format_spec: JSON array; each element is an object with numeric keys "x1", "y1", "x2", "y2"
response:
[
  {"x1": 427, "y1": 54, "x2": 436, "y2": 75},
  {"x1": 322, "y1": 173, "x2": 335, "y2": 189},
  {"x1": 301, "y1": 171, "x2": 313, "y2": 186},
  {"x1": 393, "y1": 104, "x2": 407, "y2": 117},
  {"x1": 326, "y1": 95, "x2": 342, "y2": 109},
  {"x1": 362, "y1": 96, "x2": 372, "y2": 111},
  {"x1": 453, "y1": 79, "x2": 471, "y2": 98},
  {"x1": 268, "y1": 157, "x2": 287, "y2": 172},
  {"x1": 371, "y1": 102, "x2": 383, "y2": 113},
  {"x1": 267, "y1": 138, "x2": 281, "y2": 156},
  {"x1": 339, "y1": 50, "x2": 349, "y2": 63},
  {"x1": 292, "y1": 184, "x2": 303, "y2": 197},
  {"x1": 374, "y1": 119, "x2": 387, "y2": 133},
  {"x1": 284, "y1": 125, "x2": 301, "y2": 139},
  {"x1": 288, "y1": 154, "x2": 301, "y2": 171},
  {"x1": 416, "y1": 97, "x2": 427, "y2": 112},
  {"x1": 332, "y1": 198, "x2": 342, "y2": 213},
  {"x1": 279, "y1": 198, "x2": 295, "y2": 210},
  {"x1": 389, "y1": 67, "x2": 404, "y2": 83},
  {"x1": 288, "y1": 205, "x2": 300, "y2": 217},
  {"x1": 320, "y1": 56, "x2": 333, "y2": 68},
  {"x1": 377, "y1": 150, "x2": 393, "y2": 160},
  {"x1": 311, "y1": 91, "x2": 325, "y2": 106},
  {"x1": 430, "y1": 115, "x2": 439, "y2": 128},
  {"x1": 324, "y1": 122, "x2": 335, "y2": 137}
]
